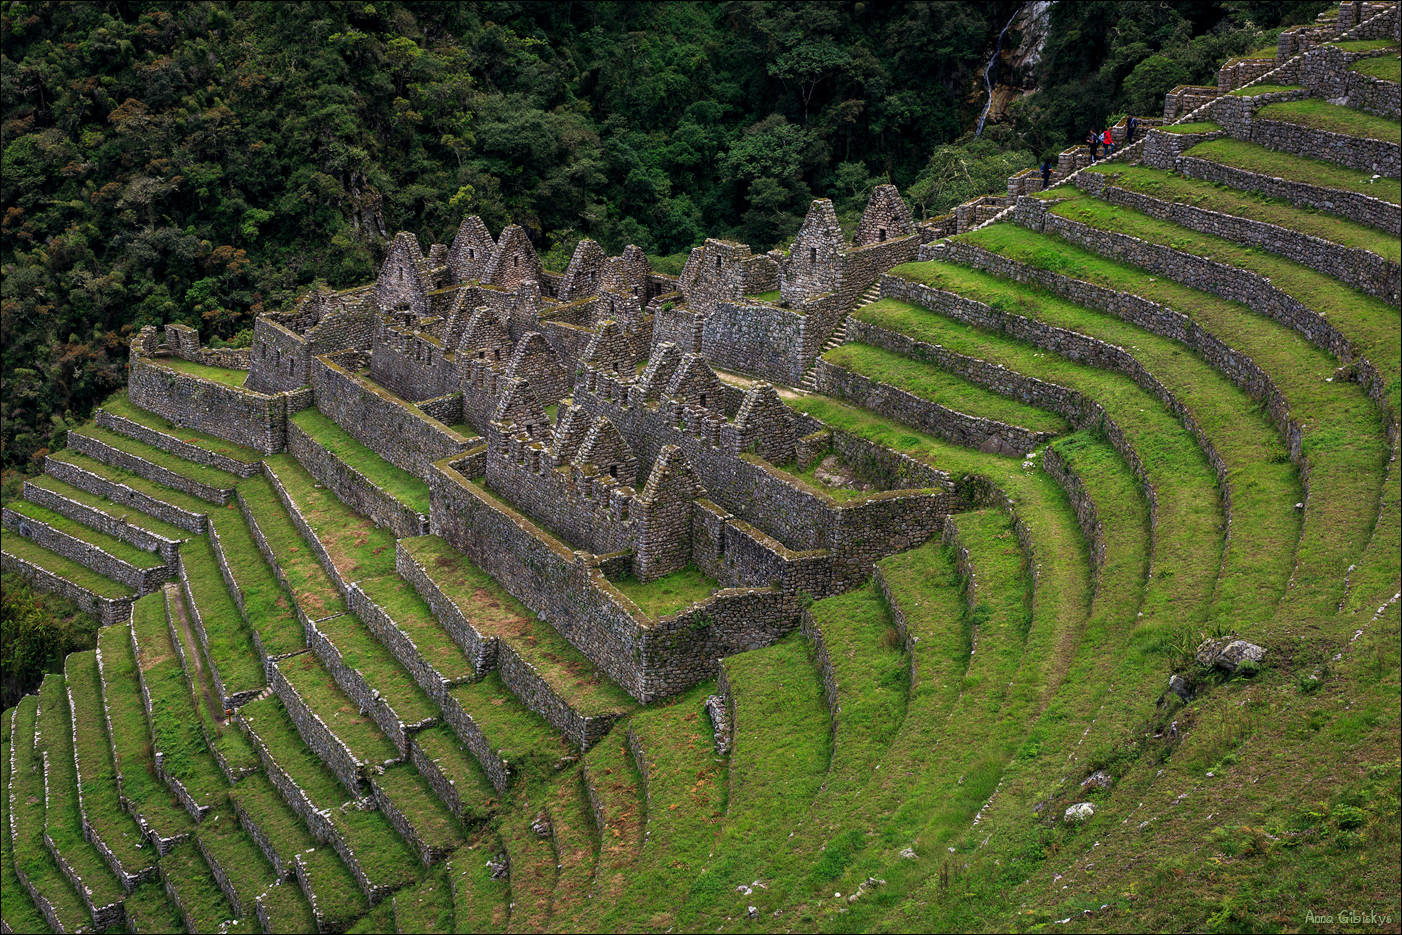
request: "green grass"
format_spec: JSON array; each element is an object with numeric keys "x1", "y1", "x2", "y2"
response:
[
  {"x1": 2, "y1": 534, "x2": 135, "y2": 598},
  {"x1": 266, "y1": 453, "x2": 399, "y2": 582},
  {"x1": 70, "y1": 424, "x2": 240, "y2": 491},
  {"x1": 541, "y1": 769, "x2": 597, "y2": 925},
  {"x1": 255, "y1": 877, "x2": 319, "y2": 933},
  {"x1": 611, "y1": 562, "x2": 719, "y2": 617},
  {"x1": 45, "y1": 450, "x2": 213, "y2": 517},
  {"x1": 5, "y1": 694, "x2": 90, "y2": 932},
  {"x1": 1330, "y1": 39, "x2": 1400, "y2": 52},
  {"x1": 64, "y1": 651, "x2": 154, "y2": 878},
  {"x1": 206, "y1": 500, "x2": 305, "y2": 658},
  {"x1": 1351, "y1": 53, "x2": 1402, "y2": 82},
  {"x1": 356, "y1": 573, "x2": 475, "y2": 682},
  {"x1": 277, "y1": 651, "x2": 400, "y2": 768},
  {"x1": 236, "y1": 473, "x2": 348, "y2": 620},
  {"x1": 27, "y1": 474, "x2": 190, "y2": 541},
  {"x1": 35, "y1": 672, "x2": 126, "y2": 911},
  {"x1": 168, "y1": 585, "x2": 260, "y2": 776},
  {"x1": 498, "y1": 804, "x2": 558, "y2": 930},
  {"x1": 329, "y1": 805, "x2": 422, "y2": 895},
  {"x1": 1255, "y1": 98, "x2": 1402, "y2": 143},
  {"x1": 7, "y1": 498, "x2": 164, "y2": 568},
  {"x1": 1242, "y1": 44, "x2": 1277, "y2": 58},
  {"x1": 315, "y1": 612, "x2": 439, "y2": 725},
  {"x1": 151, "y1": 355, "x2": 251, "y2": 388},
  {"x1": 299, "y1": 847, "x2": 371, "y2": 930},
  {"x1": 1228, "y1": 83, "x2": 1302, "y2": 95},
  {"x1": 131, "y1": 593, "x2": 231, "y2": 808},
  {"x1": 227, "y1": 772, "x2": 318, "y2": 870},
  {"x1": 750, "y1": 289, "x2": 781, "y2": 303},
  {"x1": 121, "y1": 879, "x2": 185, "y2": 933},
  {"x1": 448, "y1": 673, "x2": 572, "y2": 788},
  {"x1": 1184, "y1": 136, "x2": 1402, "y2": 204},
  {"x1": 410, "y1": 725, "x2": 499, "y2": 826},
  {"x1": 95, "y1": 621, "x2": 197, "y2": 843},
  {"x1": 824, "y1": 341, "x2": 1071, "y2": 435},
  {"x1": 102, "y1": 395, "x2": 263, "y2": 464},
  {"x1": 1083, "y1": 162, "x2": 1401, "y2": 261},
  {"x1": 160, "y1": 841, "x2": 236, "y2": 931},
  {"x1": 447, "y1": 834, "x2": 510, "y2": 933},
  {"x1": 580, "y1": 726, "x2": 646, "y2": 908},
  {"x1": 0, "y1": 714, "x2": 55, "y2": 934},
  {"x1": 1161, "y1": 121, "x2": 1222, "y2": 133},
  {"x1": 291, "y1": 408, "x2": 431, "y2": 514},
  {"x1": 237, "y1": 696, "x2": 352, "y2": 808},
  {"x1": 393, "y1": 864, "x2": 455, "y2": 934},
  {"x1": 374, "y1": 765, "x2": 467, "y2": 858},
  {"x1": 196, "y1": 802, "x2": 280, "y2": 917},
  {"x1": 677, "y1": 634, "x2": 830, "y2": 929},
  {"x1": 404, "y1": 535, "x2": 636, "y2": 716},
  {"x1": 180, "y1": 535, "x2": 264, "y2": 697}
]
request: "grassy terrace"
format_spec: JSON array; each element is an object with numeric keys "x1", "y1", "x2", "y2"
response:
[
  {"x1": 347, "y1": 896, "x2": 395, "y2": 934},
  {"x1": 3, "y1": 714, "x2": 36, "y2": 935},
  {"x1": 168, "y1": 586, "x2": 260, "y2": 778},
  {"x1": 37, "y1": 673, "x2": 126, "y2": 911},
  {"x1": 315, "y1": 613, "x2": 438, "y2": 726},
  {"x1": 855, "y1": 289, "x2": 1222, "y2": 624},
  {"x1": 277, "y1": 651, "x2": 400, "y2": 767},
  {"x1": 257, "y1": 878, "x2": 319, "y2": 933},
  {"x1": 206, "y1": 502, "x2": 304, "y2": 658},
  {"x1": 101, "y1": 395, "x2": 264, "y2": 464},
  {"x1": 1351, "y1": 53, "x2": 1402, "y2": 82},
  {"x1": 181, "y1": 536, "x2": 264, "y2": 697},
  {"x1": 6, "y1": 695, "x2": 89, "y2": 931},
  {"x1": 610, "y1": 563, "x2": 719, "y2": 617},
  {"x1": 266, "y1": 453, "x2": 398, "y2": 582},
  {"x1": 2, "y1": 535, "x2": 135, "y2": 598},
  {"x1": 404, "y1": 536, "x2": 636, "y2": 717},
  {"x1": 331, "y1": 804, "x2": 422, "y2": 895},
  {"x1": 499, "y1": 807, "x2": 557, "y2": 930},
  {"x1": 393, "y1": 865, "x2": 454, "y2": 934},
  {"x1": 196, "y1": 804, "x2": 280, "y2": 917},
  {"x1": 300, "y1": 847, "x2": 371, "y2": 930},
  {"x1": 28, "y1": 474, "x2": 189, "y2": 541},
  {"x1": 1083, "y1": 162, "x2": 1401, "y2": 261},
  {"x1": 1183, "y1": 137, "x2": 1402, "y2": 203},
  {"x1": 1330, "y1": 39, "x2": 1399, "y2": 52},
  {"x1": 1255, "y1": 97, "x2": 1402, "y2": 142},
  {"x1": 447, "y1": 672, "x2": 571, "y2": 787},
  {"x1": 581, "y1": 727, "x2": 646, "y2": 907},
  {"x1": 7, "y1": 499, "x2": 168, "y2": 569},
  {"x1": 95, "y1": 623, "x2": 197, "y2": 842},
  {"x1": 1027, "y1": 191, "x2": 1395, "y2": 612},
  {"x1": 410, "y1": 725, "x2": 498, "y2": 826},
  {"x1": 227, "y1": 771, "x2": 317, "y2": 868},
  {"x1": 291, "y1": 408, "x2": 431, "y2": 515},
  {"x1": 65, "y1": 651, "x2": 153, "y2": 879},
  {"x1": 913, "y1": 242, "x2": 1303, "y2": 623},
  {"x1": 160, "y1": 842, "x2": 235, "y2": 931},
  {"x1": 122, "y1": 880, "x2": 184, "y2": 933},
  {"x1": 784, "y1": 455, "x2": 874, "y2": 501},
  {"x1": 447, "y1": 832, "x2": 510, "y2": 932},
  {"x1": 677, "y1": 635, "x2": 829, "y2": 930},
  {"x1": 150, "y1": 355, "x2": 251, "y2": 388},
  {"x1": 543, "y1": 770, "x2": 597, "y2": 925},
  {"x1": 373, "y1": 765, "x2": 466, "y2": 858},
  {"x1": 356, "y1": 573, "x2": 475, "y2": 683},
  {"x1": 824, "y1": 341, "x2": 1071, "y2": 434},
  {"x1": 45, "y1": 450, "x2": 213, "y2": 516},
  {"x1": 70, "y1": 424, "x2": 240, "y2": 492},
  {"x1": 131, "y1": 593, "x2": 232, "y2": 809},
  {"x1": 236, "y1": 473, "x2": 348, "y2": 620},
  {"x1": 238, "y1": 696, "x2": 353, "y2": 807},
  {"x1": 578, "y1": 683, "x2": 724, "y2": 931}
]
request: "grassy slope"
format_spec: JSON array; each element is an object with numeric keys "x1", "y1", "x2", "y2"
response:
[
  {"x1": 1255, "y1": 98, "x2": 1402, "y2": 143},
  {"x1": 1184, "y1": 137, "x2": 1402, "y2": 204},
  {"x1": 290, "y1": 407, "x2": 431, "y2": 515}
]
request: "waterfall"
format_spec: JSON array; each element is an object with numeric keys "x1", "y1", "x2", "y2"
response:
[{"x1": 976, "y1": 4, "x2": 1025, "y2": 138}]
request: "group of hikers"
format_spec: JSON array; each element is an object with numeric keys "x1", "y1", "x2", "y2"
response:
[{"x1": 1037, "y1": 115, "x2": 1140, "y2": 190}]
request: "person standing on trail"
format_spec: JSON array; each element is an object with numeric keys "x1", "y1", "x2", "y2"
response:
[
  {"x1": 1126, "y1": 115, "x2": 1138, "y2": 144},
  {"x1": 1103, "y1": 127, "x2": 1115, "y2": 157},
  {"x1": 1040, "y1": 159, "x2": 1052, "y2": 190},
  {"x1": 1086, "y1": 131, "x2": 1100, "y2": 162}
]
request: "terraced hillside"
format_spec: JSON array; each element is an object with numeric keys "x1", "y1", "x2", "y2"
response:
[{"x1": 4, "y1": 6, "x2": 1399, "y2": 931}]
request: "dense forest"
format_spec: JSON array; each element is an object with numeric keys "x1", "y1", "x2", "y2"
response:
[{"x1": 1, "y1": 0, "x2": 1330, "y2": 488}]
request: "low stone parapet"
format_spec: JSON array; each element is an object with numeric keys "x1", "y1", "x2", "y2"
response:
[
  {"x1": 44, "y1": 453, "x2": 208, "y2": 534},
  {"x1": 67, "y1": 429, "x2": 234, "y2": 505},
  {"x1": 1, "y1": 547, "x2": 135, "y2": 626},
  {"x1": 3, "y1": 505, "x2": 168, "y2": 594},
  {"x1": 96, "y1": 406, "x2": 263, "y2": 478}
]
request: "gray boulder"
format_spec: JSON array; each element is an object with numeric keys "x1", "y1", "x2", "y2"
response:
[{"x1": 1196, "y1": 637, "x2": 1265, "y2": 673}]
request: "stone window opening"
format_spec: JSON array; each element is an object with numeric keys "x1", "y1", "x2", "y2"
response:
[
  {"x1": 715, "y1": 256, "x2": 721, "y2": 269},
  {"x1": 397, "y1": 266, "x2": 403, "y2": 281},
  {"x1": 514, "y1": 254, "x2": 520, "y2": 268},
  {"x1": 494, "y1": 348, "x2": 501, "y2": 361},
  {"x1": 700, "y1": 393, "x2": 708, "y2": 408},
  {"x1": 468, "y1": 248, "x2": 475, "y2": 259},
  {"x1": 478, "y1": 350, "x2": 486, "y2": 359},
  {"x1": 525, "y1": 423, "x2": 534, "y2": 438},
  {"x1": 879, "y1": 227, "x2": 887, "y2": 242},
  {"x1": 609, "y1": 464, "x2": 618, "y2": 479},
  {"x1": 810, "y1": 247, "x2": 817, "y2": 264}
]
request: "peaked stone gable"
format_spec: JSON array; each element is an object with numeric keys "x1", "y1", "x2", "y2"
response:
[
  {"x1": 376, "y1": 231, "x2": 429, "y2": 315},
  {"x1": 854, "y1": 184, "x2": 914, "y2": 246},
  {"x1": 480, "y1": 224, "x2": 544, "y2": 291},
  {"x1": 558, "y1": 239, "x2": 606, "y2": 300},
  {"x1": 446, "y1": 215, "x2": 495, "y2": 283},
  {"x1": 780, "y1": 198, "x2": 844, "y2": 306}
]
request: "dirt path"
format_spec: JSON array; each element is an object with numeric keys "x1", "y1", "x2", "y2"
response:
[{"x1": 162, "y1": 583, "x2": 226, "y2": 724}]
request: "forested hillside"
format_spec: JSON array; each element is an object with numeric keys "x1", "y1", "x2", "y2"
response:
[{"x1": 1, "y1": 0, "x2": 1328, "y2": 482}]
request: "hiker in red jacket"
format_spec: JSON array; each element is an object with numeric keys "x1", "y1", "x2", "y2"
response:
[{"x1": 1102, "y1": 127, "x2": 1115, "y2": 157}]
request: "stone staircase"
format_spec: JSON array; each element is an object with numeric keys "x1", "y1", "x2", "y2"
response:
[{"x1": 797, "y1": 283, "x2": 880, "y2": 390}]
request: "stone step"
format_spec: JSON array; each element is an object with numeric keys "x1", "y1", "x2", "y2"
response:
[
  {"x1": 43, "y1": 450, "x2": 212, "y2": 535},
  {"x1": 24, "y1": 475, "x2": 188, "y2": 565},
  {"x1": 64, "y1": 651, "x2": 159, "y2": 889},
  {"x1": 34, "y1": 673, "x2": 126, "y2": 927},
  {"x1": 97, "y1": 397, "x2": 264, "y2": 479},
  {"x1": 5, "y1": 693, "x2": 92, "y2": 934},
  {"x1": 2, "y1": 533, "x2": 137, "y2": 627},
  {"x1": 95, "y1": 623, "x2": 197, "y2": 855},
  {"x1": 67, "y1": 425, "x2": 238, "y2": 506}
]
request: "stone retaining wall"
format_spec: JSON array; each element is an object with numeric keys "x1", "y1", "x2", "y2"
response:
[
  {"x1": 67, "y1": 430, "x2": 233, "y2": 506},
  {"x1": 261, "y1": 461, "x2": 345, "y2": 595},
  {"x1": 1075, "y1": 170, "x2": 1400, "y2": 305},
  {"x1": 129, "y1": 610, "x2": 211, "y2": 822},
  {"x1": 129, "y1": 356, "x2": 290, "y2": 455},
  {"x1": 346, "y1": 583, "x2": 470, "y2": 709},
  {"x1": 44, "y1": 454, "x2": 208, "y2": 534},
  {"x1": 302, "y1": 613, "x2": 423, "y2": 757},
  {"x1": 23, "y1": 480, "x2": 183, "y2": 564},
  {"x1": 3, "y1": 506, "x2": 167, "y2": 594},
  {"x1": 1043, "y1": 445, "x2": 1107, "y2": 584},
  {"x1": 369, "y1": 776, "x2": 442, "y2": 866},
  {"x1": 230, "y1": 795, "x2": 295, "y2": 880},
  {"x1": 1, "y1": 548, "x2": 135, "y2": 626},
  {"x1": 96, "y1": 407, "x2": 263, "y2": 478},
  {"x1": 178, "y1": 570, "x2": 260, "y2": 711},
  {"x1": 1245, "y1": 115, "x2": 1401, "y2": 177},
  {"x1": 408, "y1": 738, "x2": 467, "y2": 822},
  {"x1": 236, "y1": 710, "x2": 339, "y2": 845},
  {"x1": 286, "y1": 419, "x2": 429, "y2": 539},
  {"x1": 799, "y1": 607, "x2": 840, "y2": 740},
  {"x1": 270, "y1": 659, "x2": 371, "y2": 796},
  {"x1": 814, "y1": 358, "x2": 1055, "y2": 454},
  {"x1": 395, "y1": 543, "x2": 498, "y2": 673}
]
